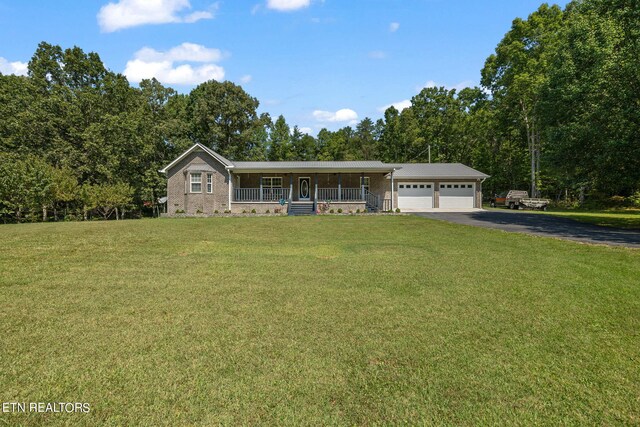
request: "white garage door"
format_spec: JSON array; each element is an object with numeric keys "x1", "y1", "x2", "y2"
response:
[
  {"x1": 398, "y1": 182, "x2": 433, "y2": 210},
  {"x1": 439, "y1": 183, "x2": 475, "y2": 208}
]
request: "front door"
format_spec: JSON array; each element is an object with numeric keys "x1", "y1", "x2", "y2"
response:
[{"x1": 298, "y1": 177, "x2": 311, "y2": 200}]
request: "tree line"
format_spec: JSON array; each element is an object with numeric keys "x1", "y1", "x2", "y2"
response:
[{"x1": 0, "y1": 0, "x2": 638, "y2": 222}]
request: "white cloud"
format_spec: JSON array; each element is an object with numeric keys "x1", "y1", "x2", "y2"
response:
[
  {"x1": 313, "y1": 108, "x2": 358, "y2": 123},
  {"x1": 378, "y1": 99, "x2": 411, "y2": 113},
  {"x1": 418, "y1": 79, "x2": 476, "y2": 92},
  {"x1": 135, "y1": 43, "x2": 223, "y2": 62},
  {"x1": 368, "y1": 50, "x2": 387, "y2": 60},
  {"x1": 0, "y1": 57, "x2": 28, "y2": 76},
  {"x1": 266, "y1": 0, "x2": 310, "y2": 11},
  {"x1": 97, "y1": 0, "x2": 215, "y2": 32},
  {"x1": 299, "y1": 127, "x2": 313, "y2": 134},
  {"x1": 124, "y1": 43, "x2": 225, "y2": 85},
  {"x1": 389, "y1": 22, "x2": 400, "y2": 32},
  {"x1": 239, "y1": 74, "x2": 252, "y2": 84}
]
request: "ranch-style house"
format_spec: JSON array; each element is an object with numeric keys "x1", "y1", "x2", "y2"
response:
[{"x1": 160, "y1": 143, "x2": 489, "y2": 215}]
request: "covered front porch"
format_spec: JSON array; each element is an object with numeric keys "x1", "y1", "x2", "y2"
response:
[{"x1": 229, "y1": 170, "x2": 391, "y2": 213}]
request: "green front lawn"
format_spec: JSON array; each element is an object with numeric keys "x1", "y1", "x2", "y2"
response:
[
  {"x1": 484, "y1": 204, "x2": 640, "y2": 229},
  {"x1": 542, "y1": 209, "x2": 640, "y2": 229},
  {"x1": 1, "y1": 217, "x2": 639, "y2": 425}
]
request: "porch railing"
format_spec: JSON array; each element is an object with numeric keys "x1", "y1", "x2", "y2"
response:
[
  {"x1": 364, "y1": 190, "x2": 379, "y2": 211},
  {"x1": 234, "y1": 188, "x2": 290, "y2": 202},
  {"x1": 316, "y1": 188, "x2": 365, "y2": 202},
  {"x1": 317, "y1": 188, "x2": 338, "y2": 200},
  {"x1": 339, "y1": 188, "x2": 362, "y2": 201}
]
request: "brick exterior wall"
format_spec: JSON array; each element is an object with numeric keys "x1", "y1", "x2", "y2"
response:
[
  {"x1": 166, "y1": 150, "x2": 230, "y2": 215},
  {"x1": 231, "y1": 202, "x2": 287, "y2": 214},
  {"x1": 318, "y1": 202, "x2": 366, "y2": 212}
]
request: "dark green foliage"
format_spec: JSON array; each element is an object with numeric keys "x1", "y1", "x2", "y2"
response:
[
  {"x1": 540, "y1": 0, "x2": 640, "y2": 197},
  {"x1": 188, "y1": 80, "x2": 261, "y2": 160},
  {"x1": 2, "y1": 4, "x2": 638, "y2": 224}
]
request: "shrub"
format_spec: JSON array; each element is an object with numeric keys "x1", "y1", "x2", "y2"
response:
[
  {"x1": 214, "y1": 210, "x2": 219, "y2": 214},
  {"x1": 175, "y1": 209, "x2": 185, "y2": 214},
  {"x1": 251, "y1": 209, "x2": 256, "y2": 214},
  {"x1": 196, "y1": 209, "x2": 203, "y2": 214},
  {"x1": 349, "y1": 210, "x2": 353, "y2": 214},
  {"x1": 395, "y1": 208, "x2": 401, "y2": 213},
  {"x1": 337, "y1": 208, "x2": 343, "y2": 213},
  {"x1": 629, "y1": 191, "x2": 640, "y2": 208},
  {"x1": 318, "y1": 201, "x2": 331, "y2": 213},
  {"x1": 265, "y1": 209, "x2": 270, "y2": 214},
  {"x1": 356, "y1": 208, "x2": 360, "y2": 214},
  {"x1": 329, "y1": 209, "x2": 334, "y2": 214},
  {"x1": 224, "y1": 210, "x2": 231, "y2": 213},
  {"x1": 363, "y1": 208, "x2": 368, "y2": 213},
  {"x1": 242, "y1": 210, "x2": 247, "y2": 214}
]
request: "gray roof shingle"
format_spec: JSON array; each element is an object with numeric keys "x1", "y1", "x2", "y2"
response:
[
  {"x1": 388, "y1": 163, "x2": 489, "y2": 179},
  {"x1": 230, "y1": 160, "x2": 394, "y2": 172}
]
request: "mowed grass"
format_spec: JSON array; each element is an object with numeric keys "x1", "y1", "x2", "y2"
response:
[
  {"x1": 1, "y1": 216, "x2": 639, "y2": 426},
  {"x1": 485, "y1": 204, "x2": 640, "y2": 229},
  {"x1": 542, "y1": 209, "x2": 640, "y2": 229}
]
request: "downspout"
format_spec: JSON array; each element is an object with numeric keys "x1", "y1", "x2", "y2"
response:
[
  {"x1": 227, "y1": 168, "x2": 233, "y2": 211},
  {"x1": 391, "y1": 169, "x2": 395, "y2": 211},
  {"x1": 479, "y1": 177, "x2": 487, "y2": 209}
]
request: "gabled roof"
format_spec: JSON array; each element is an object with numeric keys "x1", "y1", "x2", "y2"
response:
[
  {"x1": 388, "y1": 163, "x2": 489, "y2": 180},
  {"x1": 230, "y1": 160, "x2": 394, "y2": 173},
  {"x1": 160, "y1": 143, "x2": 489, "y2": 178},
  {"x1": 159, "y1": 143, "x2": 232, "y2": 173}
]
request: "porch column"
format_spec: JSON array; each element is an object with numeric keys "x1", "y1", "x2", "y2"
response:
[
  {"x1": 259, "y1": 174, "x2": 263, "y2": 202},
  {"x1": 289, "y1": 174, "x2": 293, "y2": 203},
  {"x1": 313, "y1": 173, "x2": 318, "y2": 212},
  {"x1": 338, "y1": 173, "x2": 342, "y2": 201},
  {"x1": 361, "y1": 172, "x2": 365, "y2": 200}
]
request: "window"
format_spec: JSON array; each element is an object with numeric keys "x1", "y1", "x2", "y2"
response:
[
  {"x1": 262, "y1": 177, "x2": 283, "y2": 188},
  {"x1": 468, "y1": 185, "x2": 473, "y2": 188},
  {"x1": 413, "y1": 185, "x2": 418, "y2": 188},
  {"x1": 360, "y1": 176, "x2": 370, "y2": 191},
  {"x1": 206, "y1": 174, "x2": 213, "y2": 193},
  {"x1": 190, "y1": 173, "x2": 202, "y2": 193},
  {"x1": 454, "y1": 185, "x2": 459, "y2": 188},
  {"x1": 427, "y1": 185, "x2": 432, "y2": 188},
  {"x1": 447, "y1": 185, "x2": 452, "y2": 188},
  {"x1": 419, "y1": 185, "x2": 425, "y2": 188},
  {"x1": 399, "y1": 185, "x2": 404, "y2": 189}
]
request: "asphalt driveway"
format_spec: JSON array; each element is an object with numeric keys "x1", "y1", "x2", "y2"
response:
[{"x1": 415, "y1": 210, "x2": 640, "y2": 248}]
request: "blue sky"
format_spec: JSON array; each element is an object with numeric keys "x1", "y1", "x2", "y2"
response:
[{"x1": 0, "y1": 0, "x2": 568, "y2": 134}]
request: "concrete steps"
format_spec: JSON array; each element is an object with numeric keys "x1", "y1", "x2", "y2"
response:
[{"x1": 288, "y1": 203, "x2": 315, "y2": 216}]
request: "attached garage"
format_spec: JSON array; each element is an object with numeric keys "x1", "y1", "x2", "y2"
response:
[
  {"x1": 439, "y1": 182, "x2": 475, "y2": 208},
  {"x1": 398, "y1": 182, "x2": 433, "y2": 210}
]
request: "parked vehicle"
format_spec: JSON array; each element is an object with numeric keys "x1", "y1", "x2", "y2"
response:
[{"x1": 490, "y1": 190, "x2": 549, "y2": 210}]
